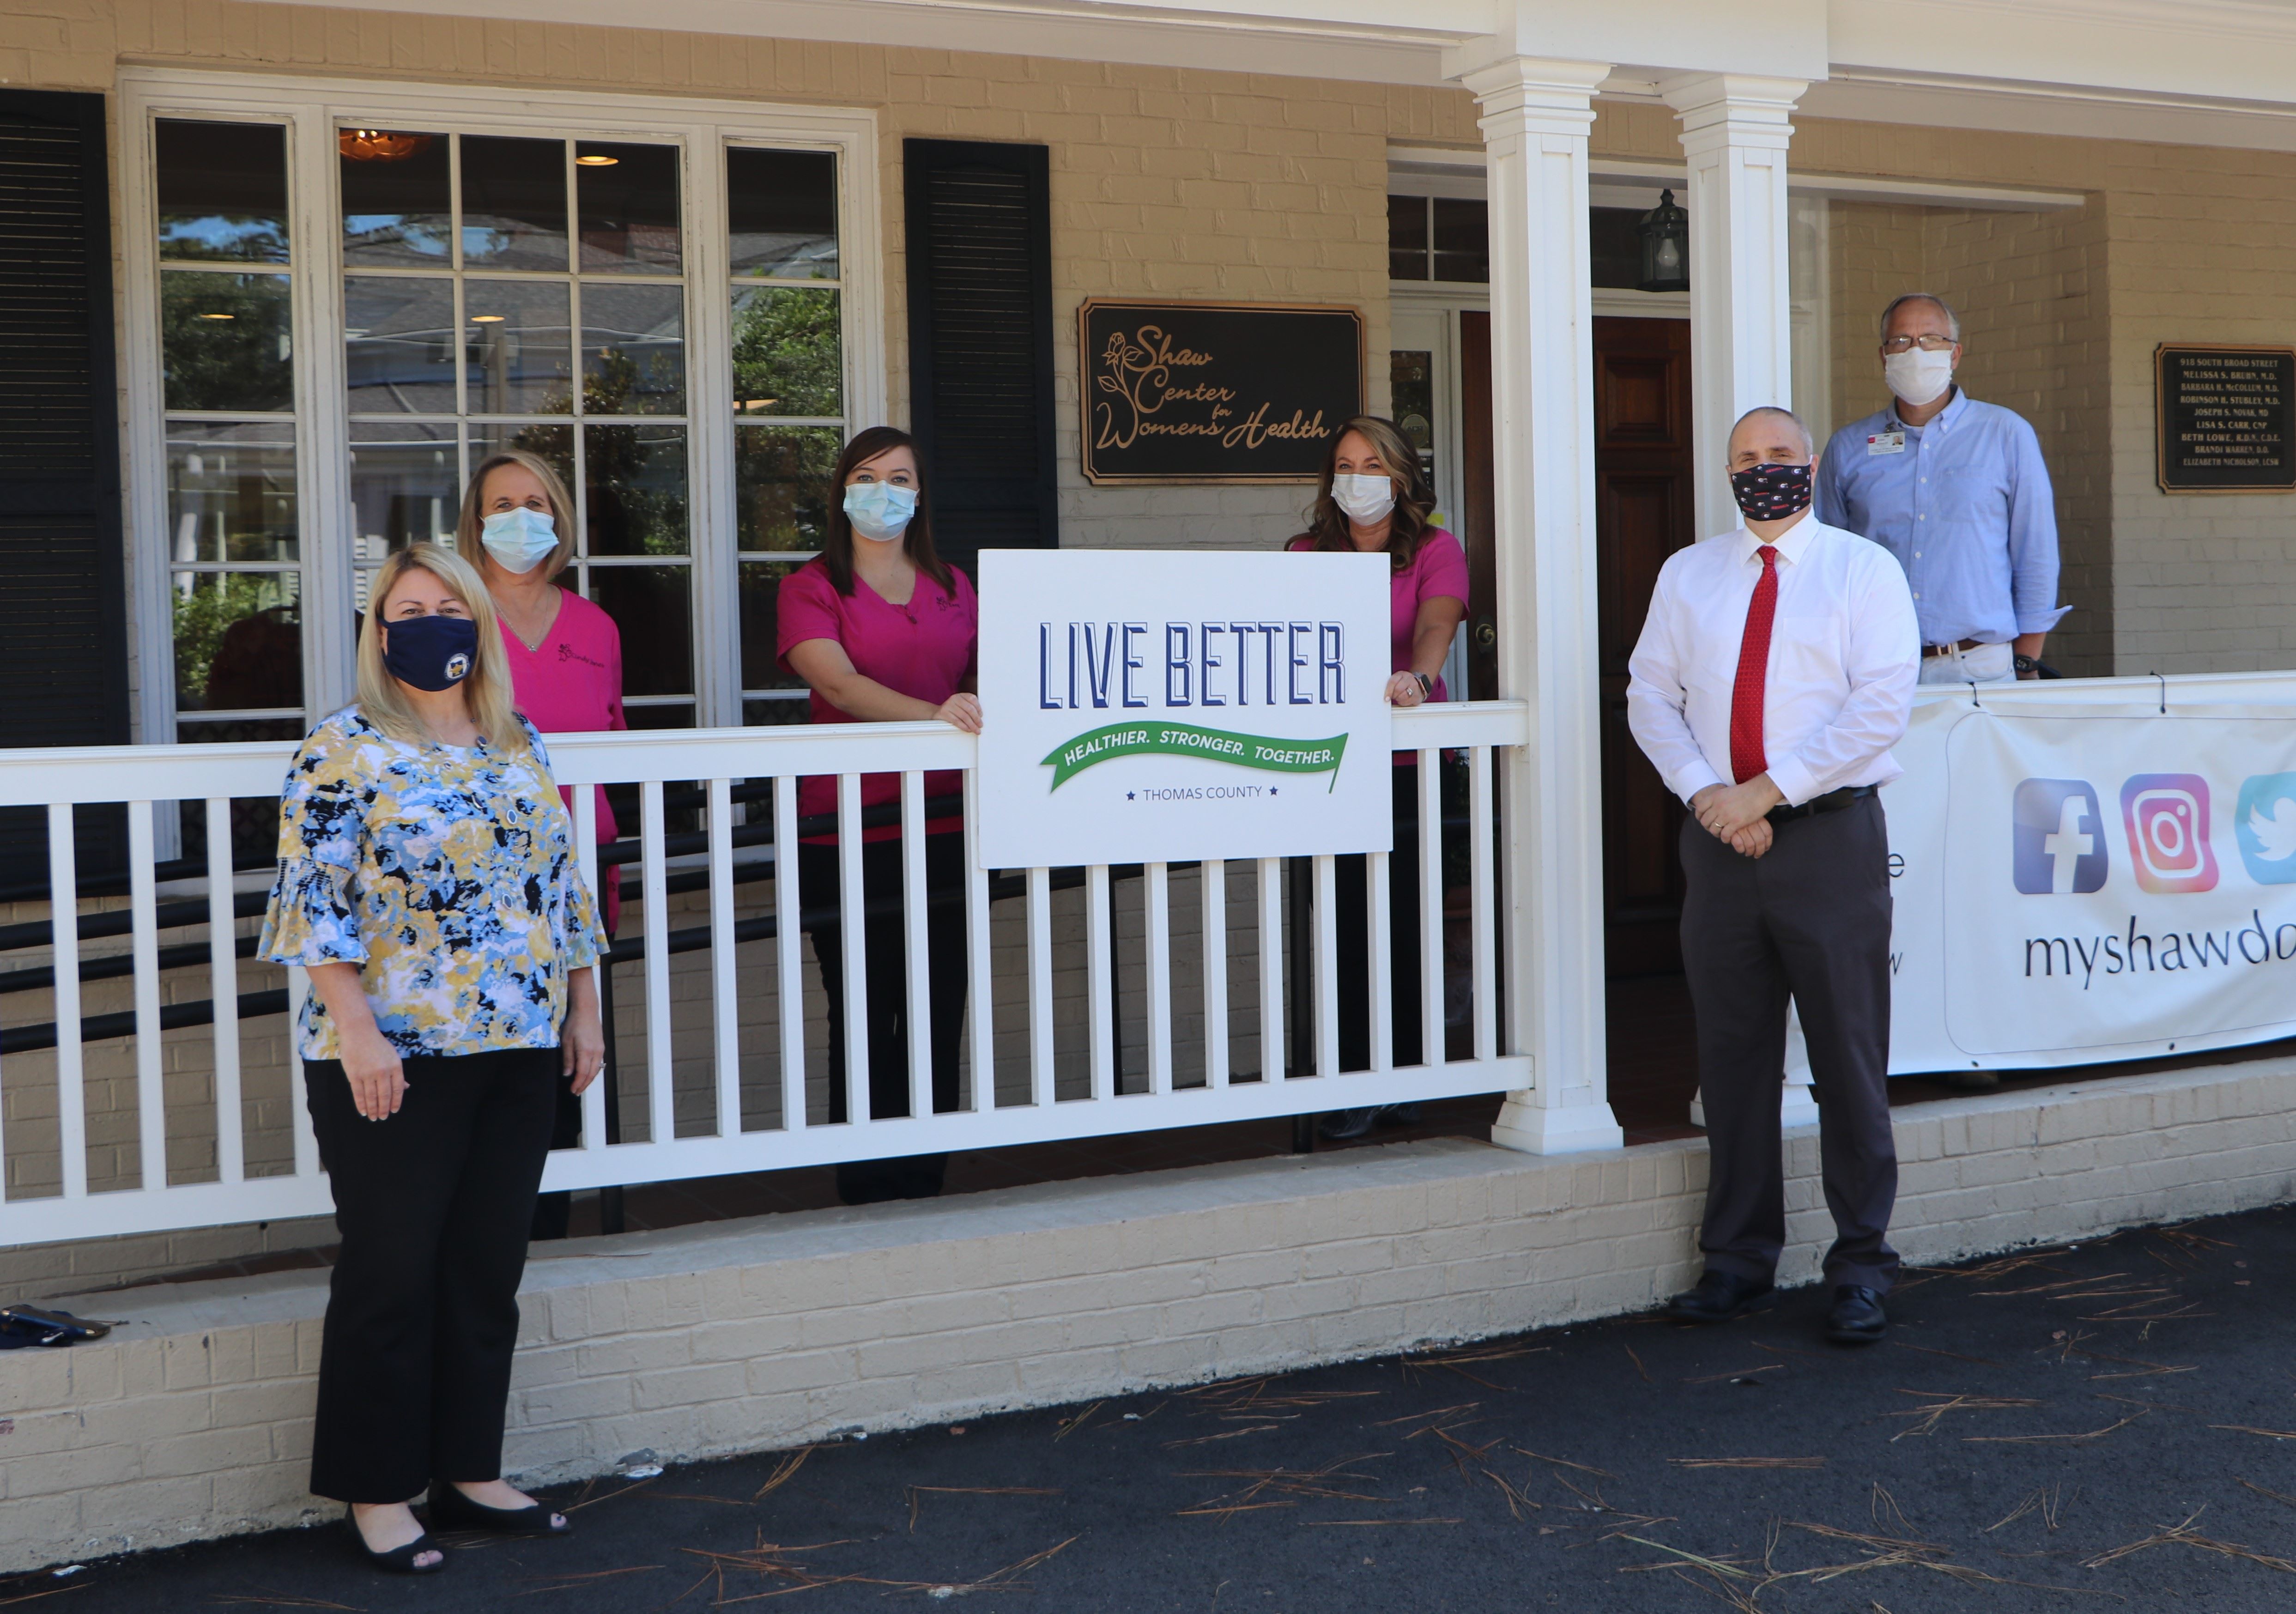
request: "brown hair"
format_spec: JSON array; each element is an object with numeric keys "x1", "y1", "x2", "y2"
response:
[
  {"x1": 1291, "y1": 414, "x2": 1437, "y2": 571},
  {"x1": 458, "y1": 449, "x2": 578, "y2": 580},
  {"x1": 820, "y1": 426, "x2": 956, "y2": 598}
]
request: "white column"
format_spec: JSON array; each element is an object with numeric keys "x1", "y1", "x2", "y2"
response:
[
  {"x1": 1459, "y1": 55, "x2": 1624, "y2": 1156},
  {"x1": 1660, "y1": 73, "x2": 1806, "y2": 541}
]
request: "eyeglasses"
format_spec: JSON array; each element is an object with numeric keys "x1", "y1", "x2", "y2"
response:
[{"x1": 1880, "y1": 334, "x2": 1957, "y2": 354}]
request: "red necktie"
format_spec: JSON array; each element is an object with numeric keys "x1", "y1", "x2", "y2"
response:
[{"x1": 1728, "y1": 545, "x2": 1779, "y2": 784}]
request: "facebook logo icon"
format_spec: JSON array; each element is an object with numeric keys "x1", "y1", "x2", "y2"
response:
[{"x1": 2013, "y1": 779, "x2": 2109, "y2": 894}]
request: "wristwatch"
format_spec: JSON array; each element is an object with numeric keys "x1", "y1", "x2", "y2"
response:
[
  {"x1": 2012, "y1": 654, "x2": 2039, "y2": 676},
  {"x1": 1413, "y1": 672, "x2": 1434, "y2": 698}
]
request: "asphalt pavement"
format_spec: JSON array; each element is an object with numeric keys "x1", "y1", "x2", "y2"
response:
[{"x1": 20, "y1": 1200, "x2": 2296, "y2": 1613}]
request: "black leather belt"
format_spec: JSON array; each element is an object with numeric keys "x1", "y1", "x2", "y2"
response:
[{"x1": 1766, "y1": 783, "x2": 1877, "y2": 825}]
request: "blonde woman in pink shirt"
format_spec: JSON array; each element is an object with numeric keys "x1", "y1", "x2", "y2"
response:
[
  {"x1": 460, "y1": 449, "x2": 626, "y2": 1238},
  {"x1": 1288, "y1": 416, "x2": 1468, "y2": 1139}
]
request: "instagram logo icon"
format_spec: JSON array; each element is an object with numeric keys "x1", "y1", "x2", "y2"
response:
[{"x1": 2120, "y1": 774, "x2": 2218, "y2": 894}]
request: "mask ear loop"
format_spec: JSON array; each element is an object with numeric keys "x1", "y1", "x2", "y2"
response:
[
  {"x1": 2151, "y1": 671, "x2": 2168, "y2": 714},
  {"x1": 1965, "y1": 678, "x2": 1982, "y2": 710}
]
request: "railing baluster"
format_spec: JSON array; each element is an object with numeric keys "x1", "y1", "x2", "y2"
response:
[
  {"x1": 900, "y1": 770, "x2": 932, "y2": 1126},
  {"x1": 127, "y1": 803, "x2": 166, "y2": 1190},
  {"x1": 1418, "y1": 747, "x2": 1444, "y2": 1069},
  {"x1": 773, "y1": 777, "x2": 806, "y2": 1130},
  {"x1": 962, "y1": 768, "x2": 992, "y2": 1111},
  {"x1": 1200, "y1": 858, "x2": 1228, "y2": 1087},
  {"x1": 1145, "y1": 861, "x2": 1172, "y2": 1095},
  {"x1": 1087, "y1": 864, "x2": 1114, "y2": 1100},
  {"x1": 205, "y1": 799, "x2": 244, "y2": 1183},
  {"x1": 836, "y1": 772, "x2": 869, "y2": 1131},
  {"x1": 1470, "y1": 743, "x2": 1498, "y2": 1062},
  {"x1": 1026, "y1": 866, "x2": 1054, "y2": 1106},
  {"x1": 706, "y1": 778, "x2": 740, "y2": 1137},
  {"x1": 1312, "y1": 853, "x2": 1339, "y2": 1079},
  {"x1": 640, "y1": 779, "x2": 674, "y2": 1146},
  {"x1": 1256, "y1": 856, "x2": 1283, "y2": 1083},
  {"x1": 45, "y1": 803, "x2": 86, "y2": 1200},
  {"x1": 287, "y1": 965, "x2": 319, "y2": 1178},
  {"x1": 1368, "y1": 847, "x2": 1392, "y2": 1075},
  {"x1": 574, "y1": 788, "x2": 607, "y2": 1154}
]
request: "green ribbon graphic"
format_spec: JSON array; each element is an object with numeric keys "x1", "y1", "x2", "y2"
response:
[{"x1": 1042, "y1": 722, "x2": 1348, "y2": 791}]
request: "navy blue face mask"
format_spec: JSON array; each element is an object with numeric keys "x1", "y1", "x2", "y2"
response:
[{"x1": 382, "y1": 613, "x2": 479, "y2": 692}]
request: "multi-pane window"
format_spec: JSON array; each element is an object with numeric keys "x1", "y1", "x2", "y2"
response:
[
  {"x1": 340, "y1": 131, "x2": 698, "y2": 728},
  {"x1": 729, "y1": 147, "x2": 842, "y2": 728},
  {"x1": 134, "y1": 89, "x2": 870, "y2": 745},
  {"x1": 1386, "y1": 194, "x2": 1490, "y2": 284},
  {"x1": 155, "y1": 119, "x2": 304, "y2": 747}
]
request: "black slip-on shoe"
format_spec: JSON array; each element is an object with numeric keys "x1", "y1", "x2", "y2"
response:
[
  {"x1": 1317, "y1": 1108, "x2": 1377, "y2": 1141},
  {"x1": 1666, "y1": 1270, "x2": 1775, "y2": 1324},
  {"x1": 1825, "y1": 1284, "x2": 1889, "y2": 1344},
  {"x1": 427, "y1": 1483, "x2": 571, "y2": 1537},
  {"x1": 345, "y1": 1507, "x2": 446, "y2": 1573}
]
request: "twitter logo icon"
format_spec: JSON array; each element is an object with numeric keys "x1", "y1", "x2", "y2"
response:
[{"x1": 2236, "y1": 773, "x2": 2296, "y2": 885}]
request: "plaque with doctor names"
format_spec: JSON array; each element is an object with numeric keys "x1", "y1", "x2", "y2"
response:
[{"x1": 2156, "y1": 344, "x2": 2296, "y2": 493}]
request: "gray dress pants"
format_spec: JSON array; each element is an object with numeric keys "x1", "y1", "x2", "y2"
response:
[{"x1": 1678, "y1": 794, "x2": 1899, "y2": 1292}]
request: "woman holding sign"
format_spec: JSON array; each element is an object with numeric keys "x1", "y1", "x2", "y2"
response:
[
  {"x1": 778, "y1": 427, "x2": 980, "y2": 1203},
  {"x1": 1288, "y1": 416, "x2": 1468, "y2": 1138}
]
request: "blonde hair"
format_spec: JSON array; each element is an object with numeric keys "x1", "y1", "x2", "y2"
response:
[
  {"x1": 357, "y1": 544, "x2": 528, "y2": 754},
  {"x1": 458, "y1": 449, "x2": 578, "y2": 579}
]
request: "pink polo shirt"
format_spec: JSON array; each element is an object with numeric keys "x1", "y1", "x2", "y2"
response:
[
  {"x1": 497, "y1": 588, "x2": 625, "y2": 926},
  {"x1": 776, "y1": 558, "x2": 978, "y2": 842},
  {"x1": 1288, "y1": 526, "x2": 1471, "y2": 700}
]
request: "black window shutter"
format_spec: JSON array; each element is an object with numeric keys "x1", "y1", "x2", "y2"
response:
[
  {"x1": 0, "y1": 91, "x2": 130, "y2": 878},
  {"x1": 903, "y1": 139, "x2": 1058, "y2": 578}
]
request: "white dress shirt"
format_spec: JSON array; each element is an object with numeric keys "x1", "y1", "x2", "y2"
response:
[{"x1": 1625, "y1": 510, "x2": 1919, "y2": 808}]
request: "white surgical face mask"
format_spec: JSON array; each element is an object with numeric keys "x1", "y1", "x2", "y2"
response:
[
  {"x1": 479, "y1": 506, "x2": 559, "y2": 573},
  {"x1": 1332, "y1": 472, "x2": 1396, "y2": 524},
  {"x1": 843, "y1": 481, "x2": 917, "y2": 543},
  {"x1": 1884, "y1": 346, "x2": 1956, "y2": 409}
]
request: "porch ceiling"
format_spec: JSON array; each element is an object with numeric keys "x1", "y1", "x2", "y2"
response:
[{"x1": 224, "y1": 0, "x2": 2296, "y2": 148}]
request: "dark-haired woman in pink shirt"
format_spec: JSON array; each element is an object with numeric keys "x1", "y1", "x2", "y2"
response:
[
  {"x1": 778, "y1": 426, "x2": 980, "y2": 1204},
  {"x1": 1289, "y1": 415, "x2": 1468, "y2": 1139}
]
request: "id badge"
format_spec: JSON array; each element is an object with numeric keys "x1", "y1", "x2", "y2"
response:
[{"x1": 1866, "y1": 431, "x2": 1906, "y2": 456}]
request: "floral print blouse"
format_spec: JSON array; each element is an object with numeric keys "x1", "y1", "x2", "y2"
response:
[{"x1": 257, "y1": 707, "x2": 605, "y2": 1060}]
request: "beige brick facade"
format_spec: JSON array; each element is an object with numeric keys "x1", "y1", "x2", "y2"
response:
[{"x1": 6, "y1": 1055, "x2": 2296, "y2": 1571}]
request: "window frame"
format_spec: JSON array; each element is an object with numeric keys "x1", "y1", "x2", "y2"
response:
[{"x1": 120, "y1": 68, "x2": 884, "y2": 742}]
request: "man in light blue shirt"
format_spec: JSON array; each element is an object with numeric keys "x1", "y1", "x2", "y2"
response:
[{"x1": 1817, "y1": 293, "x2": 2069, "y2": 684}]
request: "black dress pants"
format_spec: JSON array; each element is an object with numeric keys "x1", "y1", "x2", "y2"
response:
[
  {"x1": 1678, "y1": 795, "x2": 1899, "y2": 1292},
  {"x1": 1332, "y1": 765, "x2": 1429, "y2": 1072},
  {"x1": 799, "y1": 831, "x2": 967, "y2": 1203},
  {"x1": 304, "y1": 1046, "x2": 559, "y2": 1503}
]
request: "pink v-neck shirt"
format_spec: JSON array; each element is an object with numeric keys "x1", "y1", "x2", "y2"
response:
[
  {"x1": 497, "y1": 588, "x2": 626, "y2": 849},
  {"x1": 776, "y1": 558, "x2": 979, "y2": 840},
  {"x1": 1288, "y1": 526, "x2": 1470, "y2": 700}
]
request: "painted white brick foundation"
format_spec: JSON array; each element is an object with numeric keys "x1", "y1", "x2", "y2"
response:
[{"x1": 5, "y1": 1055, "x2": 2295, "y2": 1571}]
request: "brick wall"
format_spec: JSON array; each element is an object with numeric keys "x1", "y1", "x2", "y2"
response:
[{"x1": 4, "y1": 1055, "x2": 2293, "y2": 1572}]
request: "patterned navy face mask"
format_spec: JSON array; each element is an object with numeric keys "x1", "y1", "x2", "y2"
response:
[{"x1": 1728, "y1": 460, "x2": 1813, "y2": 522}]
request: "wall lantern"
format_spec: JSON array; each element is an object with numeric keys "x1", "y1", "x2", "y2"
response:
[{"x1": 1636, "y1": 188, "x2": 1689, "y2": 293}]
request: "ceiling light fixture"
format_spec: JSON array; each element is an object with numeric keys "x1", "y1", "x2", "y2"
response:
[
  {"x1": 469, "y1": 314, "x2": 507, "y2": 323},
  {"x1": 576, "y1": 153, "x2": 619, "y2": 167},
  {"x1": 339, "y1": 129, "x2": 431, "y2": 163}
]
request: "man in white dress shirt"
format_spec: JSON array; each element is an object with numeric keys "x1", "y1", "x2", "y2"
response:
[{"x1": 1626, "y1": 406, "x2": 1920, "y2": 1345}]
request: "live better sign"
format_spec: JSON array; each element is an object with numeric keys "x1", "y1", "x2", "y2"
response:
[{"x1": 976, "y1": 549, "x2": 1393, "y2": 868}]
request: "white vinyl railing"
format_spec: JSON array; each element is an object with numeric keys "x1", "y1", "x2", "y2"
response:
[{"x1": 0, "y1": 702, "x2": 1528, "y2": 1246}]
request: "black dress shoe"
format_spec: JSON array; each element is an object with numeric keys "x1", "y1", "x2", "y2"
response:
[
  {"x1": 1944, "y1": 1069, "x2": 2001, "y2": 1093},
  {"x1": 427, "y1": 1483, "x2": 571, "y2": 1537},
  {"x1": 1667, "y1": 1270, "x2": 1774, "y2": 1323},
  {"x1": 1318, "y1": 1108, "x2": 1377, "y2": 1141},
  {"x1": 1826, "y1": 1285, "x2": 1888, "y2": 1344},
  {"x1": 344, "y1": 1506, "x2": 446, "y2": 1573}
]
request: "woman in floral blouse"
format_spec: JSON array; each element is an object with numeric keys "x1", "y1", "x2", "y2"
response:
[{"x1": 259, "y1": 543, "x2": 605, "y2": 1574}]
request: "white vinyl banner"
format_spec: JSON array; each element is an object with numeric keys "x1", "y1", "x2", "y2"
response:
[
  {"x1": 975, "y1": 549, "x2": 1393, "y2": 869},
  {"x1": 1882, "y1": 691, "x2": 2296, "y2": 1074}
]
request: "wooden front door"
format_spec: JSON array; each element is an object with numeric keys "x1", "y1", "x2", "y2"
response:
[{"x1": 1592, "y1": 317, "x2": 1696, "y2": 976}]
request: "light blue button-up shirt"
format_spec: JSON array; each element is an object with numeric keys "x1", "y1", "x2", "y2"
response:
[{"x1": 1816, "y1": 390, "x2": 2068, "y2": 648}]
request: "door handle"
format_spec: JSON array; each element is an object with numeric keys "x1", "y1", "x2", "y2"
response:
[{"x1": 1473, "y1": 620, "x2": 1496, "y2": 649}]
